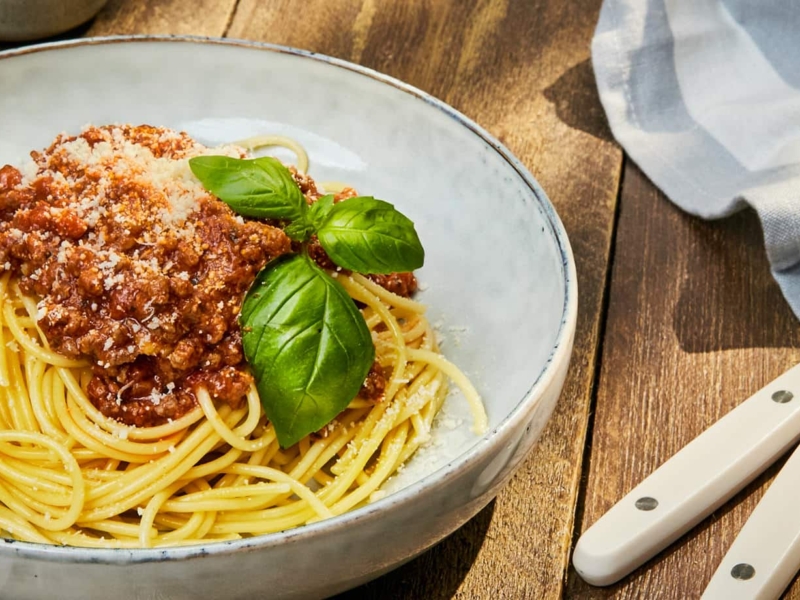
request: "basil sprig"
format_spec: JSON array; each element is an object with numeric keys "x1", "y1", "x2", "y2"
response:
[{"x1": 189, "y1": 155, "x2": 424, "y2": 447}]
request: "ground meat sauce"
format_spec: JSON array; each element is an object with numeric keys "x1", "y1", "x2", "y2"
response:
[{"x1": 0, "y1": 125, "x2": 411, "y2": 428}]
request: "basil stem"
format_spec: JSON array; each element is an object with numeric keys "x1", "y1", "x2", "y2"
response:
[
  {"x1": 284, "y1": 194, "x2": 335, "y2": 242},
  {"x1": 308, "y1": 193, "x2": 335, "y2": 229}
]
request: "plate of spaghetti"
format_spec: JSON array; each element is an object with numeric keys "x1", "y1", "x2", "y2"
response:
[{"x1": 0, "y1": 37, "x2": 577, "y2": 600}]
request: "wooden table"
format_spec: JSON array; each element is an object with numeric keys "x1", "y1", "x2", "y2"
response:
[{"x1": 5, "y1": 1, "x2": 800, "y2": 598}]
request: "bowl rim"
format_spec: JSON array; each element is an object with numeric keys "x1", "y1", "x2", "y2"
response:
[{"x1": 0, "y1": 34, "x2": 579, "y2": 564}]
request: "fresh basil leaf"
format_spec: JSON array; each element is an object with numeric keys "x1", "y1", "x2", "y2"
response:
[
  {"x1": 189, "y1": 155, "x2": 307, "y2": 220},
  {"x1": 308, "y1": 194, "x2": 335, "y2": 229},
  {"x1": 283, "y1": 216, "x2": 315, "y2": 242},
  {"x1": 275, "y1": 194, "x2": 336, "y2": 242},
  {"x1": 316, "y1": 196, "x2": 424, "y2": 274},
  {"x1": 241, "y1": 254, "x2": 374, "y2": 448}
]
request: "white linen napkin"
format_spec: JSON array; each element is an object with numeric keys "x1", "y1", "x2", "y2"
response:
[{"x1": 592, "y1": 0, "x2": 800, "y2": 317}]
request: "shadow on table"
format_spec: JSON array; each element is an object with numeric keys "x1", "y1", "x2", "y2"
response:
[
  {"x1": 542, "y1": 58, "x2": 614, "y2": 144},
  {"x1": 672, "y1": 207, "x2": 800, "y2": 353},
  {"x1": 0, "y1": 19, "x2": 95, "y2": 53},
  {"x1": 331, "y1": 499, "x2": 496, "y2": 600}
]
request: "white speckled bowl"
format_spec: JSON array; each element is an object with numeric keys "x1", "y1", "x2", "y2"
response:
[
  {"x1": 0, "y1": 37, "x2": 577, "y2": 600},
  {"x1": 0, "y1": 0, "x2": 108, "y2": 41}
]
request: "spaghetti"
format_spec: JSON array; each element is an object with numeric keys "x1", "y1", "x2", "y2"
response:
[{"x1": 0, "y1": 127, "x2": 486, "y2": 548}]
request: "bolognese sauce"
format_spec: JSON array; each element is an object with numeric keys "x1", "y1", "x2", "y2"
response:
[
  {"x1": 0, "y1": 125, "x2": 293, "y2": 426},
  {"x1": 0, "y1": 125, "x2": 413, "y2": 428}
]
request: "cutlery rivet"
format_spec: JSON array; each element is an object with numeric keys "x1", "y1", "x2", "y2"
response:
[
  {"x1": 634, "y1": 497, "x2": 658, "y2": 511},
  {"x1": 771, "y1": 390, "x2": 793, "y2": 403},
  {"x1": 731, "y1": 563, "x2": 755, "y2": 580}
]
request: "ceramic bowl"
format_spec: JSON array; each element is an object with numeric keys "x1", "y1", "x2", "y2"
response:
[
  {"x1": 0, "y1": 37, "x2": 577, "y2": 600},
  {"x1": 0, "y1": 0, "x2": 108, "y2": 41}
]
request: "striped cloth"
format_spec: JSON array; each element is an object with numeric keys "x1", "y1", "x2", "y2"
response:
[{"x1": 593, "y1": 0, "x2": 800, "y2": 317}]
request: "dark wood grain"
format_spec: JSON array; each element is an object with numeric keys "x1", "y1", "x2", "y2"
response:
[{"x1": 566, "y1": 161, "x2": 800, "y2": 599}]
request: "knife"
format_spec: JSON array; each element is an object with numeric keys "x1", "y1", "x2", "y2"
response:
[
  {"x1": 572, "y1": 363, "x2": 800, "y2": 586},
  {"x1": 701, "y1": 440, "x2": 800, "y2": 599}
]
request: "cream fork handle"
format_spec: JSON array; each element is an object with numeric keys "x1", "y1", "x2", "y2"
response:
[
  {"x1": 572, "y1": 363, "x2": 800, "y2": 587},
  {"x1": 702, "y1": 442, "x2": 800, "y2": 600}
]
